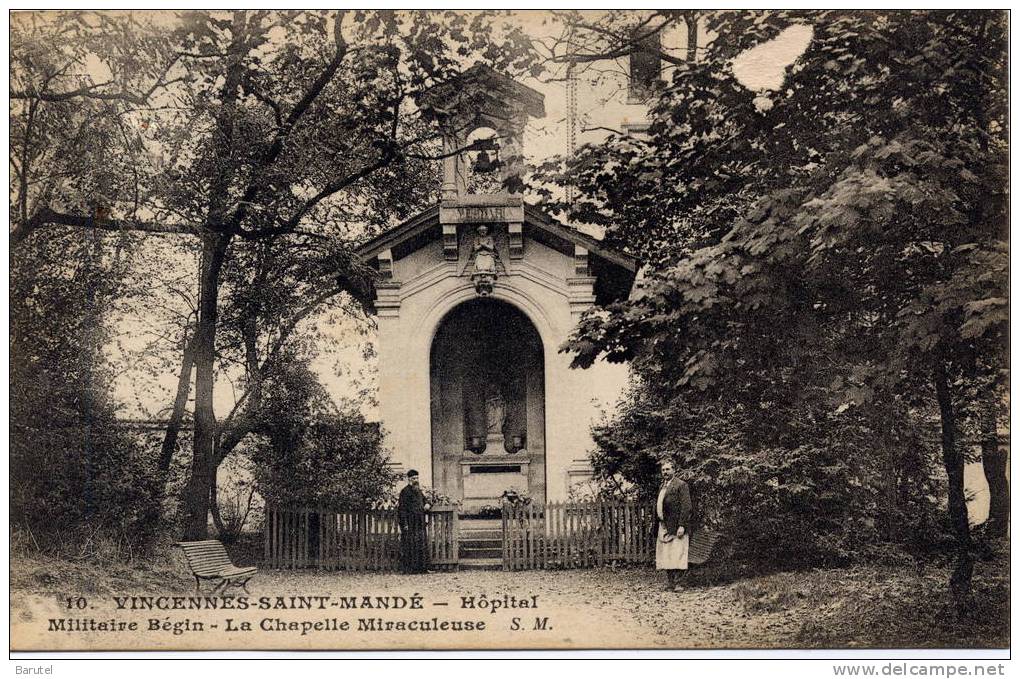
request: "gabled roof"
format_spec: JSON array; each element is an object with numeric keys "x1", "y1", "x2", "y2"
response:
[
  {"x1": 421, "y1": 63, "x2": 546, "y2": 120},
  {"x1": 356, "y1": 202, "x2": 639, "y2": 306},
  {"x1": 357, "y1": 202, "x2": 637, "y2": 273}
]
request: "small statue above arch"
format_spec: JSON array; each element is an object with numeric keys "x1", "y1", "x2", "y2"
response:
[{"x1": 469, "y1": 224, "x2": 499, "y2": 296}]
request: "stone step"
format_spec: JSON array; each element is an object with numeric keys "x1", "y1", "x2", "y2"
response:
[
  {"x1": 460, "y1": 545, "x2": 502, "y2": 559},
  {"x1": 459, "y1": 537, "x2": 501, "y2": 546},
  {"x1": 458, "y1": 557, "x2": 503, "y2": 571},
  {"x1": 459, "y1": 519, "x2": 503, "y2": 529},
  {"x1": 458, "y1": 531, "x2": 503, "y2": 542}
]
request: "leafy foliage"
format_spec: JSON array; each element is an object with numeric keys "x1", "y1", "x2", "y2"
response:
[
  {"x1": 591, "y1": 382, "x2": 946, "y2": 566},
  {"x1": 546, "y1": 11, "x2": 1006, "y2": 572},
  {"x1": 10, "y1": 227, "x2": 161, "y2": 545},
  {"x1": 247, "y1": 360, "x2": 398, "y2": 509}
]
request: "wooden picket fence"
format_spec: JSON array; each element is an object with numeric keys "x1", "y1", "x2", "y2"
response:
[
  {"x1": 502, "y1": 501, "x2": 656, "y2": 571},
  {"x1": 264, "y1": 505, "x2": 459, "y2": 571}
]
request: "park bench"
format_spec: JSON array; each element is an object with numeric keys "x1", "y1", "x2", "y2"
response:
[
  {"x1": 177, "y1": 540, "x2": 256, "y2": 594},
  {"x1": 688, "y1": 528, "x2": 722, "y2": 566}
]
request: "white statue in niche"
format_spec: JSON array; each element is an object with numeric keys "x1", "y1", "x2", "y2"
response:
[
  {"x1": 485, "y1": 384, "x2": 505, "y2": 436},
  {"x1": 472, "y1": 225, "x2": 496, "y2": 272}
]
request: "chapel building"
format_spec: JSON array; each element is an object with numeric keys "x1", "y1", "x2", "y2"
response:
[{"x1": 357, "y1": 65, "x2": 639, "y2": 510}]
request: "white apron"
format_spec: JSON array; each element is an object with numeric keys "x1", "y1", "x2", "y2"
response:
[{"x1": 655, "y1": 482, "x2": 689, "y2": 570}]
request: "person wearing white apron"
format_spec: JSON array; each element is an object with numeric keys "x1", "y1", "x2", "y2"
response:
[{"x1": 656, "y1": 458, "x2": 691, "y2": 592}]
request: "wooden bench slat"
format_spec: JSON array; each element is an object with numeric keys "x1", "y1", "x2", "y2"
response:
[
  {"x1": 182, "y1": 548, "x2": 226, "y2": 555},
  {"x1": 177, "y1": 540, "x2": 256, "y2": 593},
  {"x1": 688, "y1": 529, "x2": 721, "y2": 566},
  {"x1": 181, "y1": 548, "x2": 229, "y2": 556}
]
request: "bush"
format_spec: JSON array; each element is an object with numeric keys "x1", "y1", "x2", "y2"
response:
[
  {"x1": 10, "y1": 231, "x2": 163, "y2": 550},
  {"x1": 10, "y1": 387, "x2": 163, "y2": 551},
  {"x1": 590, "y1": 382, "x2": 946, "y2": 569},
  {"x1": 247, "y1": 362, "x2": 398, "y2": 509}
]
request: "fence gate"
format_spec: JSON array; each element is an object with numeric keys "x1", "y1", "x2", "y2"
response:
[
  {"x1": 502, "y1": 501, "x2": 655, "y2": 571},
  {"x1": 265, "y1": 505, "x2": 459, "y2": 571}
]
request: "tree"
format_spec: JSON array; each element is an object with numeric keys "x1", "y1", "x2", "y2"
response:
[
  {"x1": 246, "y1": 359, "x2": 397, "y2": 509},
  {"x1": 10, "y1": 210, "x2": 163, "y2": 545},
  {"x1": 11, "y1": 10, "x2": 539, "y2": 539},
  {"x1": 549, "y1": 11, "x2": 1006, "y2": 608},
  {"x1": 530, "y1": 10, "x2": 701, "y2": 89}
]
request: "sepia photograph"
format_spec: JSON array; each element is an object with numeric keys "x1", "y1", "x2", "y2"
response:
[{"x1": 8, "y1": 8, "x2": 1010, "y2": 658}]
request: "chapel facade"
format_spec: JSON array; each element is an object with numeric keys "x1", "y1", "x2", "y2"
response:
[{"x1": 358, "y1": 65, "x2": 638, "y2": 510}]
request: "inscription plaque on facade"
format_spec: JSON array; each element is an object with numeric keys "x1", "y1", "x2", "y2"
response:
[{"x1": 439, "y1": 202, "x2": 525, "y2": 225}]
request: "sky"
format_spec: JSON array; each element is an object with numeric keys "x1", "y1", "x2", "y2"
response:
[{"x1": 732, "y1": 24, "x2": 815, "y2": 91}]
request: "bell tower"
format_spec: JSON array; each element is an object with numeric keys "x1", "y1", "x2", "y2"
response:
[{"x1": 422, "y1": 64, "x2": 545, "y2": 273}]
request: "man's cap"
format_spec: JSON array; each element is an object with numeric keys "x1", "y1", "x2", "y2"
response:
[{"x1": 407, "y1": 469, "x2": 419, "y2": 478}]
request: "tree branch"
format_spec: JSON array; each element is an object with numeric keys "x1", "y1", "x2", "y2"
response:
[
  {"x1": 12, "y1": 53, "x2": 183, "y2": 105},
  {"x1": 11, "y1": 207, "x2": 195, "y2": 245},
  {"x1": 230, "y1": 11, "x2": 350, "y2": 232},
  {"x1": 216, "y1": 284, "x2": 349, "y2": 460}
]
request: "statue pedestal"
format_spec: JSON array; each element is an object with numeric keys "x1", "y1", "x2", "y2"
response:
[
  {"x1": 460, "y1": 454, "x2": 531, "y2": 512},
  {"x1": 485, "y1": 432, "x2": 506, "y2": 454}
]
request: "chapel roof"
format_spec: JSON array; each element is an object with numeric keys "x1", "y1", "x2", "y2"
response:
[
  {"x1": 421, "y1": 63, "x2": 546, "y2": 120},
  {"x1": 356, "y1": 203, "x2": 639, "y2": 306}
]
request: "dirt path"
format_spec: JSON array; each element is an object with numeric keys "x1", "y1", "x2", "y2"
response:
[
  {"x1": 11, "y1": 566, "x2": 799, "y2": 650},
  {"x1": 10, "y1": 558, "x2": 1008, "y2": 651}
]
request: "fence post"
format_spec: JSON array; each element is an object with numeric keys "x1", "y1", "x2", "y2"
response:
[
  {"x1": 452, "y1": 510, "x2": 460, "y2": 571},
  {"x1": 509, "y1": 504, "x2": 517, "y2": 571},
  {"x1": 501, "y1": 504, "x2": 507, "y2": 571},
  {"x1": 528, "y1": 502, "x2": 535, "y2": 570},
  {"x1": 542, "y1": 502, "x2": 549, "y2": 569}
]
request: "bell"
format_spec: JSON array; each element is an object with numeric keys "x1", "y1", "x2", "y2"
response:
[{"x1": 472, "y1": 149, "x2": 497, "y2": 174}]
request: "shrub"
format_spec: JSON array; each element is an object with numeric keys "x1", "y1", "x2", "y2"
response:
[
  {"x1": 589, "y1": 382, "x2": 946, "y2": 569},
  {"x1": 247, "y1": 362, "x2": 398, "y2": 509}
]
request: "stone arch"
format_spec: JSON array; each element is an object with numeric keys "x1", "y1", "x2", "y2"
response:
[
  {"x1": 412, "y1": 281, "x2": 562, "y2": 362},
  {"x1": 426, "y1": 293, "x2": 548, "y2": 509}
]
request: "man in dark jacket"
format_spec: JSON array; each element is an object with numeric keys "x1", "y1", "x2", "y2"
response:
[
  {"x1": 655, "y1": 458, "x2": 692, "y2": 591},
  {"x1": 397, "y1": 469, "x2": 430, "y2": 573}
]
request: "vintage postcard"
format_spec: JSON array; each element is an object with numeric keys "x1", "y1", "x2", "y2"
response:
[{"x1": 9, "y1": 9, "x2": 1009, "y2": 654}]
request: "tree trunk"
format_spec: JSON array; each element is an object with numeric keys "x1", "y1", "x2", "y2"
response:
[
  {"x1": 180, "y1": 13, "x2": 245, "y2": 540},
  {"x1": 140, "y1": 331, "x2": 197, "y2": 542},
  {"x1": 159, "y1": 331, "x2": 196, "y2": 475},
  {"x1": 210, "y1": 468, "x2": 228, "y2": 538},
  {"x1": 933, "y1": 357, "x2": 973, "y2": 612},
  {"x1": 684, "y1": 12, "x2": 698, "y2": 63},
  {"x1": 181, "y1": 233, "x2": 230, "y2": 540},
  {"x1": 979, "y1": 390, "x2": 1009, "y2": 537},
  {"x1": 981, "y1": 443, "x2": 1009, "y2": 537}
]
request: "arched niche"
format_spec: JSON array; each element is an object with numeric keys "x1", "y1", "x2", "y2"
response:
[{"x1": 429, "y1": 297, "x2": 546, "y2": 510}]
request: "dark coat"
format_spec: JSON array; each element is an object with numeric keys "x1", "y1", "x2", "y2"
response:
[
  {"x1": 397, "y1": 483, "x2": 428, "y2": 573},
  {"x1": 397, "y1": 484, "x2": 426, "y2": 531},
  {"x1": 658, "y1": 477, "x2": 692, "y2": 535}
]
